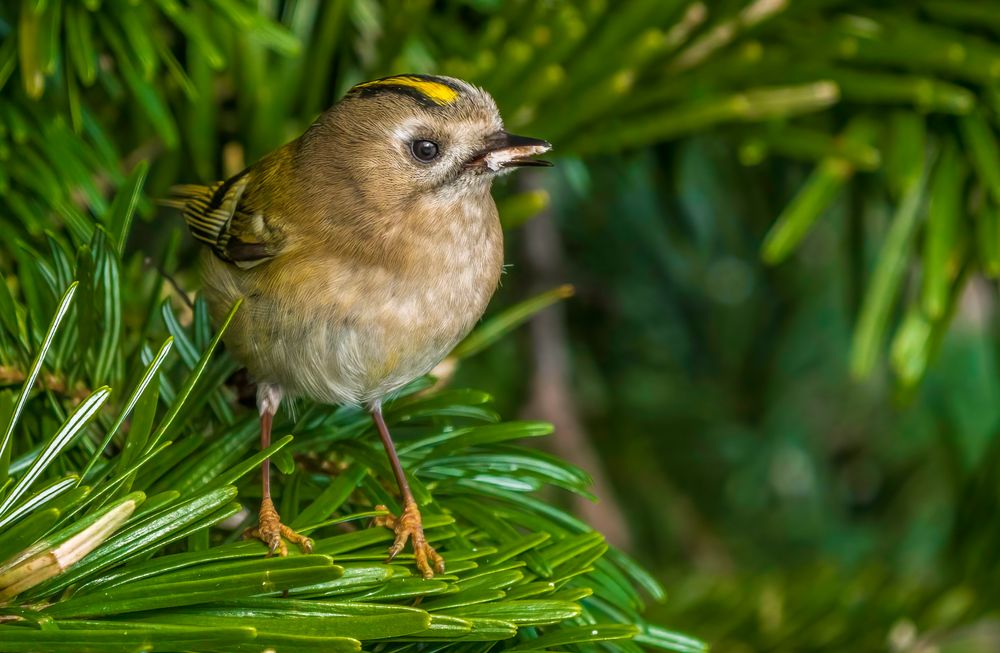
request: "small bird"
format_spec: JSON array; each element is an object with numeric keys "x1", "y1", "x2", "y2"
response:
[{"x1": 167, "y1": 74, "x2": 551, "y2": 578}]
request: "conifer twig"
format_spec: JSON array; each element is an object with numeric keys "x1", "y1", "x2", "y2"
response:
[{"x1": 0, "y1": 366, "x2": 90, "y2": 404}]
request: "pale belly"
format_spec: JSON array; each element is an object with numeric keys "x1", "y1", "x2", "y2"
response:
[{"x1": 204, "y1": 246, "x2": 502, "y2": 407}]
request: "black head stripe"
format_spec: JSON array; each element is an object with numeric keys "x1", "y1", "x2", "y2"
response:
[{"x1": 347, "y1": 74, "x2": 463, "y2": 107}]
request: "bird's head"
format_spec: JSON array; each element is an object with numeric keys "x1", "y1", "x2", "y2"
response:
[{"x1": 303, "y1": 74, "x2": 551, "y2": 206}]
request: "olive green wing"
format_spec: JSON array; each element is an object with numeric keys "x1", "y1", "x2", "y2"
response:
[{"x1": 166, "y1": 169, "x2": 285, "y2": 268}]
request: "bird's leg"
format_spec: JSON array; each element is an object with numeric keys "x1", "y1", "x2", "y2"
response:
[
  {"x1": 371, "y1": 401, "x2": 445, "y2": 578},
  {"x1": 243, "y1": 384, "x2": 313, "y2": 556}
]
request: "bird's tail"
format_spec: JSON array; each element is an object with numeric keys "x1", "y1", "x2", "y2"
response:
[
  {"x1": 158, "y1": 183, "x2": 216, "y2": 211},
  {"x1": 161, "y1": 181, "x2": 236, "y2": 250}
]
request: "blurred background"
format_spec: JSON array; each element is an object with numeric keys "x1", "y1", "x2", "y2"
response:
[{"x1": 4, "y1": 0, "x2": 1000, "y2": 650}]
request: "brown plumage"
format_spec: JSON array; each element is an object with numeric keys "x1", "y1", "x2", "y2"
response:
[{"x1": 170, "y1": 74, "x2": 551, "y2": 577}]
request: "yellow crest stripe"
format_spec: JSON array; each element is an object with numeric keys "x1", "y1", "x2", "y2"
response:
[{"x1": 354, "y1": 75, "x2": 459, "y2": 105}]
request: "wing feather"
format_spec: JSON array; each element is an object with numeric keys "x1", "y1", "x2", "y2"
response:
[{"x1": 168, "y1": 169, "x2": 283, "y2": 268}]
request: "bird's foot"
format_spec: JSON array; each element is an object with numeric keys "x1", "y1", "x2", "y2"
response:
[
  {"x1": 374, "y1": 501, "x2": 445, "y2": 578},
  {"x1": 243, "y1": 497, "x2": 313, "y2": 557}
]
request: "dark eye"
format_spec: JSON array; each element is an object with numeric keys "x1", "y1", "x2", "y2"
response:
[{"x1": 411, "y1": 140, "x2": 439, "y2": 162}]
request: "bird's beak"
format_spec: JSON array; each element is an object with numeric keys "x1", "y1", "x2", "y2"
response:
[{"x1": 468, "y1": 132, "x2": 553, "y2": 172}]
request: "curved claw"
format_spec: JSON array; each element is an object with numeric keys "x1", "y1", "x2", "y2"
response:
[
  {"x1": 243, "y1": 497, "x2": 313, "y2": 557},
  {"x1": 375, "y1": 502, "x2": 445, "y2": 578}
]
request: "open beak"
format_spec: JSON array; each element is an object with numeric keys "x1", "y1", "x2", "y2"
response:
[{"x1": 468, "y1": 132, "x2": 553, "y2": 172}]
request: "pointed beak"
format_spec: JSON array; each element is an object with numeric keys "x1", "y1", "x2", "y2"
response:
[{"x1": 468, "y1": 132, "x2": 553, "y2": 172}]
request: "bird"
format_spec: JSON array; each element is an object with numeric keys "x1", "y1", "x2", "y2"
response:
[{"x1": 166, "y1": 74, "x2": 552, "y2": 578}]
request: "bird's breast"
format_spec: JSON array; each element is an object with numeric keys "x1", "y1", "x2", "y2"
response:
[{"x1": 215, "y1": 197, "x2": 504, "y2": 406}]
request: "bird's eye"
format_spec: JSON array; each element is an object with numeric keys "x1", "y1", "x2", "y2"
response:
[{"x1": 411, "y1": 140, "x2": 439, "y2": 162}]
